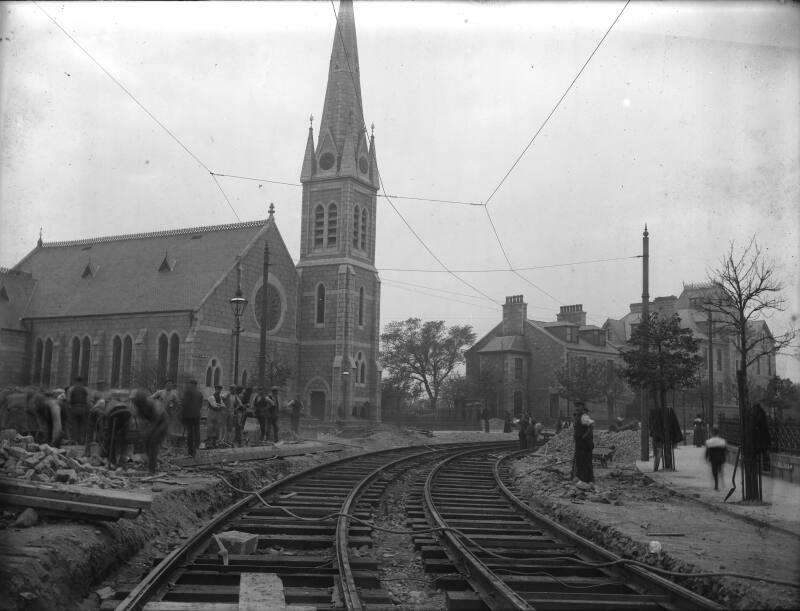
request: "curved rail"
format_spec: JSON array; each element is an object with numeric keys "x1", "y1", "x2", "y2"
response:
[
  {"x1": 116, "y1": 441, "x2": 511, "y2": 611},
  {"x1": 492, "y1": 453, "x2": 724, "y2": 610},
  {"x1": 419, "y1": 447, "x2": 723, "y2": 611},
  {"x1": 424, "y1": 447, "x2": 532, "y2": 610}
]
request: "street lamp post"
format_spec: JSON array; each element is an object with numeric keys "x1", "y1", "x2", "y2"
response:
[
  {"x1": 230, "y1": 284, "x2": 248, "y2": 386},
  {"x1": 341, "y1": 370, "x2": 351, "y2": 419}
]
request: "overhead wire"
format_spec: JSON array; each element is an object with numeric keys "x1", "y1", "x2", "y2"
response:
[
  {"x1": 328, "y1": 0, "x2": 500, "y2": 306},
  {"x1": 481, "y1": 0, "x2": 632, "y2": 307}
]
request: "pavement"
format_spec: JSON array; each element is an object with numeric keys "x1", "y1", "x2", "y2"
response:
[{"x1": 636, "y1": 444, "x2": 800, "y2": 537}]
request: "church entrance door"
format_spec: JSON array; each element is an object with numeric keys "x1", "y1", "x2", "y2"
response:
[{"x1": 310, "y1": 391, "x2": 326, "y2": 420}]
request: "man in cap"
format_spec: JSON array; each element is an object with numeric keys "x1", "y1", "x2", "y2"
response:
[
  {"x1": 252, "y1": 386, "x2": 269, "y2": 442},
  {"x1": 288, "y1": 393, "x2": 304, "y2": 435}
]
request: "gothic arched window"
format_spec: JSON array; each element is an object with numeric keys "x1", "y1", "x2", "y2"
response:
[
  {"x1": 314, "y1": 204, "x2": 325, "y2": 248},
  {"x1": 168, "y1": 333, "x2": 180, "y2": 382},
  {"x1": 316, "y1": 284, "x2": 326, "y2": 325},
  {"x1": 121, "y1": 336, "x2": 133, "y2": 388},
  {"x1": 327, "y1": 203, "x2": 338, "y2": 246},
  {"x1": 110, "y1": 336, "x2": 122, "y2": 388},
  {"x1": 80, "y1": 336, "x2": 91, "y2": 382},
  {"x1": 70, "y1": 337, "x2": 81, "y2": 381},
  {"x1": 353, "y1": 205, "x2": 360, "y2": 248},
  {"x1": 360, "y1": 208, "x2": 368, "y2": 251},
  {"x1": 358, "y1": 286, "x2": 365, "y2": 326},
  {"x1": 157, "y1": 333, "x2": 169, "y2": 385},
  {"x1": 42, "y1": 339, "x2": 53, "y2": 387}
]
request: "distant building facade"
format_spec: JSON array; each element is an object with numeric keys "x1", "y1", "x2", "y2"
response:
[
  {"x1": 466, "y1": 296, "x2": 627, "y2": 424},
  {"x1": 603, "y1": 282, "x2": 776, "y2": 422},
  {"x1": 0, "y1": 0, "x2": 381, "y2": 422}
]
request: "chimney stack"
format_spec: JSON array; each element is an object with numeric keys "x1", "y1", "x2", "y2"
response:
[
  {"x1": 502, "y1": 295, "x2": 527, "y2": 336},
  {"x1": 556, "y1": 304, "x2": 586, "y2": 326}
]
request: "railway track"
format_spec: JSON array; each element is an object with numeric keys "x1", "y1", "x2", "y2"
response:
[
  {"x1": 113, "y1": 442, "x2": 723, "y2": 610},
  {"x1": 408, "y1": 446, "x2": 723, "y2": 610},
  {"x1": 113, "y1": 441, "x2": 513, "y2": 611}
]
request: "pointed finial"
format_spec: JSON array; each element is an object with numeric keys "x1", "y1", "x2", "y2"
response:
[
  {"x1": 309, "y1": 114, "x2": 314, "y2": 128},
  {"x1": 643, "y1": 223, "x2": 649, "y2": 237},
  {"x1": 370, "y1": 122, "x2": 375, "y2": 136},
  {"x1": 268, "y1": 202, "x2": 275, "y2": 219},
  {"x1": 37, "y1": 227, "x2": 43, "y2": 247}
]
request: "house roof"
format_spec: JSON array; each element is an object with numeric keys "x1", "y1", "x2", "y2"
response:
[
  {"x1": 13, "y1": 219, "x2": 270, "y2": 319},
  {"x1": 526, "y1": 319, "x2": 620, "y2": 355},
  {"x1": 0, "y1": 268, "x2": 35, "y2": 330},
  {"x1": 477, "y1": 335, "x2": 527, "y2": 353}
]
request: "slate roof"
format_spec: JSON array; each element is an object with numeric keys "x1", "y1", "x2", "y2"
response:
[
  {"x1": 13, "y1": 220, "x2": 269, "y2": 319},
  {"x1": 477, "y1": 335, "x2": 527, "y2": 353},
  {"x1": 0, "y1": 268, "x2": 35, "y2": 330}
]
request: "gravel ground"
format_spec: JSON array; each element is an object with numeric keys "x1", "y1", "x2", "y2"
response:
[{"x1": 510, "y1": 428, "x2": 800, "y2": 610}]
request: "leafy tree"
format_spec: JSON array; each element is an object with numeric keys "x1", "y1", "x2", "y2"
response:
[
  {"x1": 620, "y1": 312, "x2": 703, "y2": 468},
  {"x1": 380, "y1": 318, "x2": 476, "y2": 412},
  {"x1": 706, "y1": 238, "x2": 798, "y2": 500}
]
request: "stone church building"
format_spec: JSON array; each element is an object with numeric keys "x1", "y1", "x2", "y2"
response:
[{"x1": 0, "y1": 1, "x2": 381, "y2": 421}]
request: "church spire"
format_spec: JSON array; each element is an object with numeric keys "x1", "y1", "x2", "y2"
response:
[{"x1": 309, "y1": 0, "x2": 373, "y2": 185}]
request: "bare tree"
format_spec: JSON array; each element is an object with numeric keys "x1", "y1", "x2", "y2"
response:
[{"x1": 706, "y1": 237, "x2": 798, "y2": 501}]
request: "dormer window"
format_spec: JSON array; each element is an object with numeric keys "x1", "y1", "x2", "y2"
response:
[
  {"x1": 158, "y1": 255, "x2": 175, "y2": 272},
  {"x1": 0, "y1": 285, "x2": 8, "y2": 301},
  {"x1": 82, "y1": 262, "x2": 99, "y2": 278}
]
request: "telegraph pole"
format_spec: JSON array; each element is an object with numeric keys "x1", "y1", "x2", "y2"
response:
[
  {"x1": 640, "y1": 224, "x2": 650, "y2": 462},
  {"x1": 257, "y1": 204, "x2": 273, "y2": 389}
]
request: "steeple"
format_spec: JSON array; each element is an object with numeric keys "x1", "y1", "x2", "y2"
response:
[
  {"x1": 305, "y1": 0, "x2": 377, "y2": 188},
  {"x1": 300, "y1": 115, "x2": 316, "y2": 182}
]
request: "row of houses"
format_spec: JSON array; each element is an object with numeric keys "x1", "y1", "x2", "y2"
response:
[{"x1": 465, "y1": 285, "x2": 776, "y2": 425}]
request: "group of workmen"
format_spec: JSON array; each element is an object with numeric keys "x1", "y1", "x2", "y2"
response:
[{"x1": 54, "y1": 376, "x2": 304, "y2": 474}]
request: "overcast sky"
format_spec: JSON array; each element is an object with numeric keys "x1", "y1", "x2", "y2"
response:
[{"x1": 1, "y1": 1, "x2": 798, "y2": 378}]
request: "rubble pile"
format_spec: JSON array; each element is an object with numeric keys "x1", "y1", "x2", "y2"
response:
[
  {"x1": 0, "y1": 431, "x2": 140, "y2": 489},
  {"x1": 540, "y1": 428, "x2": 641, "y2": 467}
]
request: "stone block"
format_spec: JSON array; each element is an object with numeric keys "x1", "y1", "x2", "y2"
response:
[
  {"x1": 6, "y1": 446, "x2": 27, "y2": 460},
  {"x1": 14, "y1": 435, "x2": 35, "y2": 446},
  {"x1": 55, "y1": 468, "x2": 78, "y2": 484},
  {"x1": 211, "y1": 530, "x2": 259, "y2": 555}
]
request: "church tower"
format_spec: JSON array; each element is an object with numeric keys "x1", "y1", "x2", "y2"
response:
[{"x1": 297, "y1": 0, "x2": 381, "y2": 421}]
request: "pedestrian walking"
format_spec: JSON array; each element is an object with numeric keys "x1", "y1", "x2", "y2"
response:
[
  {"x1": 503, "y1": 410, "x2": 512, "y2": 433},
  {"x1": 704, "y1": 427, "x2": 727, "y2": 491},
  {"x1": 480, "y1": 406, "x2": 490, "y2": 433},
  {"x1": 692, "y1": 414, "x2": 706, "y2": 447},
  {"x1": 131, "y1": 389, "x2": 168, "y2": 474},
  {"x1": 574, "y1": 403, "x2": 594, "y2": 483},
  {"x1": 181, "y1": 379, "x2": 203, "y2": 458},
  {"x1": 288, "y1": 394, "x2": 304, "y2": 435}
]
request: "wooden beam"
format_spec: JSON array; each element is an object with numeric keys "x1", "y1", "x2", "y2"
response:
[
  {"x1": 0, "y1": 477, "x2": 152, "y2": 510},
  {"x1": 143, "y1": 604, "x2": 237, "y2": 611},
  {"x1": 0, "y1": 492, "x2": 140, "y2": 521},
  {"x1": 171, "y1": 442, "x2": 342, "y2": 467}
]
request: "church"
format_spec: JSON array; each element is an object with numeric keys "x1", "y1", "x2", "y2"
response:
[{"x1": 0, "y1": 1, "x2": 382, "y2": 422}]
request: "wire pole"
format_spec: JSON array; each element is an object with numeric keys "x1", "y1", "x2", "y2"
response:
[
  {"x1": 640, "y1": 224, "x2": 650, "y2": 462},
  {"x1": 258, "y1": 235, "x2": 270, "y2": 389}
]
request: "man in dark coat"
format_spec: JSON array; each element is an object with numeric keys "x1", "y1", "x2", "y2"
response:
[
  {"x1": 574, "y1": 403, "x2": 594, "y2": 483},
  {"x1": 131, "y1": 389, "x2": 168, "y2": 474},
  {"x1": 266, "y1": 387, "x2": 280, "y2": 442},
  {"x1": 67, "y1": 376, "x2": 90, "y2": 445},
  {"x1": 650, "y1": 405, "x2": 684, "y2": 471},
  {"x1": 253, "y1": 387, "x2": 269, "y2": 442},
  {"x1": 181, "y1": 379, "x2": 203, "y2": 458},
  {"x1": 704, "y1": 427, "x2": 727, "y2": 490}
]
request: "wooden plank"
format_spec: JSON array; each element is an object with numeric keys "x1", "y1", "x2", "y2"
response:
[
  {"x1": 0, "y1": 492, "x2": 140, "y2": 521},
  {"x1": 144, "y1": 604, "x2": 237, "y2": 611},
  {"x1": 171, "y1": 442, "x2": 342, "y2": 467},
  {"x1": 0, "y1": 476, "x2": 151, "y2": 510},
  {"x1": 238, "y1": 573, "x2": 285, "y2": 611}
]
